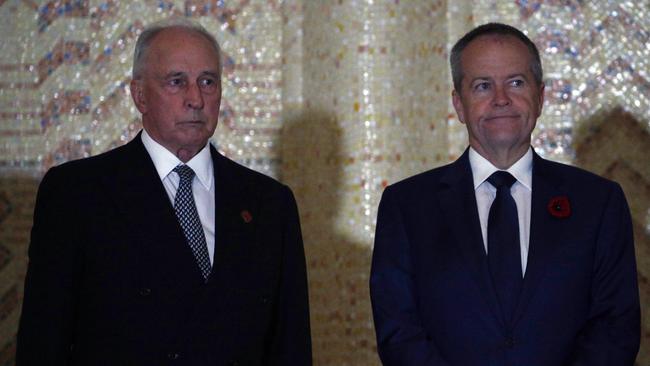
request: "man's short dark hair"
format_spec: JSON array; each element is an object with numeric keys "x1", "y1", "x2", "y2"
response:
[{"x1": 450, "y1": 22, "x2": 543, "y2": 91}]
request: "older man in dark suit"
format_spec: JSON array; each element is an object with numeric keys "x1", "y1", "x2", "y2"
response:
[
  {"x1": 370, "y1": 23, "x2": 640, "y2": 365},
  {"x1": 17, "y1": 19, "x2": 311, "y2": 365}
]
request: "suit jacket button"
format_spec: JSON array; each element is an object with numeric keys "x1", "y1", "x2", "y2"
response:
[
  {"x1": 505, "y1": 337, "x2": 515, "y2": 348},
  {"x1": 139, "y1": 288, "x2": 151, "y2": 296}
]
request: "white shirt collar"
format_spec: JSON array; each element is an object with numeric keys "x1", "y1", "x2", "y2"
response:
[
  {"x1": 141, "y1": 129, "x2": 213, "y2": 190},
  {"x1": 469, "y1": 146, "x2": 533, "y2": 191}
]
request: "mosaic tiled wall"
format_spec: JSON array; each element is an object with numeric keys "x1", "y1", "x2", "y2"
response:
[
  {"x1": 574, "y1": 108, "x2": 650, "y2": 364},
  {"x1": 283, "y1": 2, "x2": 448, "y2": 363},
  {"x1": 463, "y1": 1, "x2": 650, "y2": 165},
  {"x1": 0, "y1": 1, "x2": 648, "y2": 365},
  {"x1": 0, "y1": 0, "x2": 284, "y2": 175}
]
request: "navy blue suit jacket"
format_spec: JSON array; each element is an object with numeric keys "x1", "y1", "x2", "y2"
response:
[
  {"x1": 370, "y1": 149, "x2": 639, "y2": 366},
  {"x1": 17, "y1": 134, "x2": 312, "y2": 365}
]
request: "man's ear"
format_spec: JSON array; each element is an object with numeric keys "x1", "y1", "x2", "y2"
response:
[
  {"x1": 130, "y1": 79, "x2": 147, "y2": 114},
  {"x1": 452, "y1": 89, "x2": 466, "y2": 124},
  {"x1": 536, "y1": 82, "x2": 545, "y2": 118}
]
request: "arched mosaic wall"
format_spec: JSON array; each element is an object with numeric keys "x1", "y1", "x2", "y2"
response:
[{"x1": 0, "y1": 1, "x2": 648, "y2": 365}]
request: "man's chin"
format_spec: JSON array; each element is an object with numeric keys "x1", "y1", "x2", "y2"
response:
[
  {"x1": 180, "y1": 135, "x2": 210, "y2": 148},
  {"x1": 168, "y1": 130, "x2": 210, "y2": 149}
]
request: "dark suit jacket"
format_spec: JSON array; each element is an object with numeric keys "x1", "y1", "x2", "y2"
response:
[
  {"x1": 17, "y1": 134, "x2": 312, "y2": 366},
  {"x1": 370, "y1": 149, "x2": 640, "y2": 366}
]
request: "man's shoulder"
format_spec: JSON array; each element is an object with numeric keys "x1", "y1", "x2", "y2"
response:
[
  {"x1": 34, "y1": 141, "x2": 141, "y2": 202},
  {"x1": 535, "y1": 155, "x2": 619, "y2": 189},
  {"x1": 212, "y1": 149, "x2": 292, "y2": 200},
  {"x1": 44, "y1": 140, "x2": 137, "y2": 179},
  {"x1": 214, "y1": 150, "x2": 283, "y2": 187},
  {"x1": 387, "y1": 159, "x2": 461, "y2": 194}
]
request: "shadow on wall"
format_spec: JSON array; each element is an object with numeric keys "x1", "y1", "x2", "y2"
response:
[
  {"x1": 573, "y1": 107, "x2": 650, "y2": 366},
  {"x1": 0, "y1": 172, "x2": 41, "y2": 365},
  {"x1": 280, "y1": 109, "x2": 380, "y2": 366}
]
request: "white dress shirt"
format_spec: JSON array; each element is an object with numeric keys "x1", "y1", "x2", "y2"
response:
[
  {"x1": 141, "y1": 130, "x2": 216, "y2": 264},
  {"x1": 469, "y1": 147, "x2": 532, "y2": 274}
]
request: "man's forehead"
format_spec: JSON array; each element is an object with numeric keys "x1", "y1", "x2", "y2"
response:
[
  {"x1": 148, "y1": 28, "x2": 218, "y2": 57},
  {"x1": 461, "y1": 35, "x2": 531, "y2": 65},
  {"x1": 472, "y1": 33, "x2": 523, "y2": 45},
  {"x1": 145, "y1": 32, "x2": 219, "y2": 72},
  {"x1": 151, "y1": 27, "x2": 204, "y2": 43}
]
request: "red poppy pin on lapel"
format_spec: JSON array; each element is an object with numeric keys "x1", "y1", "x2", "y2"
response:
[
  {"x1": 241, "y1": 210, "x2": 253, "y2": 223},
  {"x1": 547, "y1": 196, "x2": 571, "y2": 218}
]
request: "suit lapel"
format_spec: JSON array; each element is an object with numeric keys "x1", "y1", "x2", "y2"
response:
[
  {"x1": 103, "y1": 135, "x2": 205, "y2": 285},
  {"x1": 105, "y1": 140, "x2": 259, "y2": 287},
  {"x1": 436, "y1": 150, "x2": 505, "y2": 329},
  {"x1": 209, "y1": 146, "x2": 258, "y2": 282},
  {"x1": 512, "y1": 152, "x2": 568, "y2": 326}
]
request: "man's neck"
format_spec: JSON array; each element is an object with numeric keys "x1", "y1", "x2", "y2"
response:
[
  {"x1": 470, "y1": 144, "x2": 529, "y2": 170},
  {"x1": 176, "y1": 148, "x2": 199, "y2": 163}
]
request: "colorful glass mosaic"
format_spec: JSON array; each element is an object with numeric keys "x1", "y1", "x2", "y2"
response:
[
  {"x1": 0, "y1": 0, "x2": 283, "y2": 177},
  {"x1": 0, "y1": 1, "x2": 648, "y2": 365}
]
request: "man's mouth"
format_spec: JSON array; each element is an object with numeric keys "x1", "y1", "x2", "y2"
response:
[
  {"x1": 485, "y1": 114, "x2": 519, "y2": 121},
  {"x1": 179, "y1": 120, "x2": 205, "y2": 124}
]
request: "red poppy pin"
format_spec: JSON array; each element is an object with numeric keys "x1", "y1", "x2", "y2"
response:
[
  {"x1": 240, "y1": 210, "x2": 253, "y2": 223},
  {"x1": 547, "y1": 196, "x2": 571, "y2": 218}
]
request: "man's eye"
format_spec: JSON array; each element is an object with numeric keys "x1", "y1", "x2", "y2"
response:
[
  {"x1": 168, "y1": 78, "x2": 184, "y2": 87},
  {"x1": 200, "y1": 78, "x2": 216, "y2": 86},
  {"x1": 474, "y1": 82, "x2": 490, "y2": 91},
  {"x1": 510, "y1": 79, "x2": 524, "y2": 87},
  {"x1": 199, "y1": 77, "x2": 219, "y2": 91}
]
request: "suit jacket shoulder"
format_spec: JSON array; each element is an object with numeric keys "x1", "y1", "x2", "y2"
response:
[
  {"x1": 533, "y1": 154, "x2": 618, "y2": 188},
  {"x1": 383, "y1": 152, "x2": 473, "y2": 211},
  {"x1": 531, "y1": 153, "x2": 626, "y2": 219},
  {"x1": 386, "y1": 151, "x2": 624, "y2": 203},
  {"x1": 211, "y1": 147, "x2": 291, "y2": 199}
]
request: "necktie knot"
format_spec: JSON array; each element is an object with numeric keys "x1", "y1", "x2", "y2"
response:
[
  {"x1": 487, "y1": 171, "x2": 516, "y2": 189},
  {"x1": 173, "y1": 165, "x2": 195, "y2": 183}
]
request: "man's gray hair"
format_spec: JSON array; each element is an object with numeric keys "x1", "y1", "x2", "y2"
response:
[
  {"x1": 450, "y1": 22, "x2": 543, "y2": 92},
  {"x1": 132, "y1": 18, "x2": 222, "y2": 79}
]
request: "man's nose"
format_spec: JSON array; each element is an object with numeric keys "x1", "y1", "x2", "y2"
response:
[
  {"x1": 492, "y1": 86, "x2": 511, "y2": 107},
  {"x1": 185, "y1": 83, "x2": 204, "y2": 109}
]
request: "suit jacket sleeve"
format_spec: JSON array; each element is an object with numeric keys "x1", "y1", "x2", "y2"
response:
[
  {"x1": 568, "y1": 183, "x2": 640, "y2": 365},
  {"x1": 266, "y1": 186, "x2": 312, "y2": 365},
  {"x1": 17, "y1": 166, "x2": 82, "y2": 365},
  {"x1": 370, "y1": 187, "x2": 452, "y2": 366}
]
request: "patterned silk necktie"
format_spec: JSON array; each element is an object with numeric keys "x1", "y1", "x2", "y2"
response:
[
  {"x1": 487, "y1": 171, "x2": 522, "y2": 324},
  {"x1": 173, "y1": 165, "x2": 211, "y2": 281}
]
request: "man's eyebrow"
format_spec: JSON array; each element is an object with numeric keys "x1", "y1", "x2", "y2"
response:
[
  {"x1": 160, "y1": 70, "x2": 220, "y2": 79},
  {"x1": 200, "y1": 71, "x2": 220, "y2": 78},
  {"x1": 163, "y1": 71, "x2": 186, "y2": 79},
  {"x1": 469, "y1": 76, "x2": 491, "y2": 83},
  {"x1": 506, "y1": 73, "x2": 528, "y2": 80},
  {"x1": 468, "y1": 73, "x2": 529, "y2": 83}
]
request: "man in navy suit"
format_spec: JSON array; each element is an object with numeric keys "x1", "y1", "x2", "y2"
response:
[
  {"x1": 17, "y1": 19, "x2": 311, "y2": 365},
  {"x1": 370, "y1": 23, "x2": 640, "y2": 365}
]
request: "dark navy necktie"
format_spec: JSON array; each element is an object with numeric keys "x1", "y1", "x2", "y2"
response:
[
  {"x1": 173, "y1": 165, "x2": 211, "y2": 281},
  {"x1": 487, "y1": 171, "x2": 522, "y2": 324}
]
